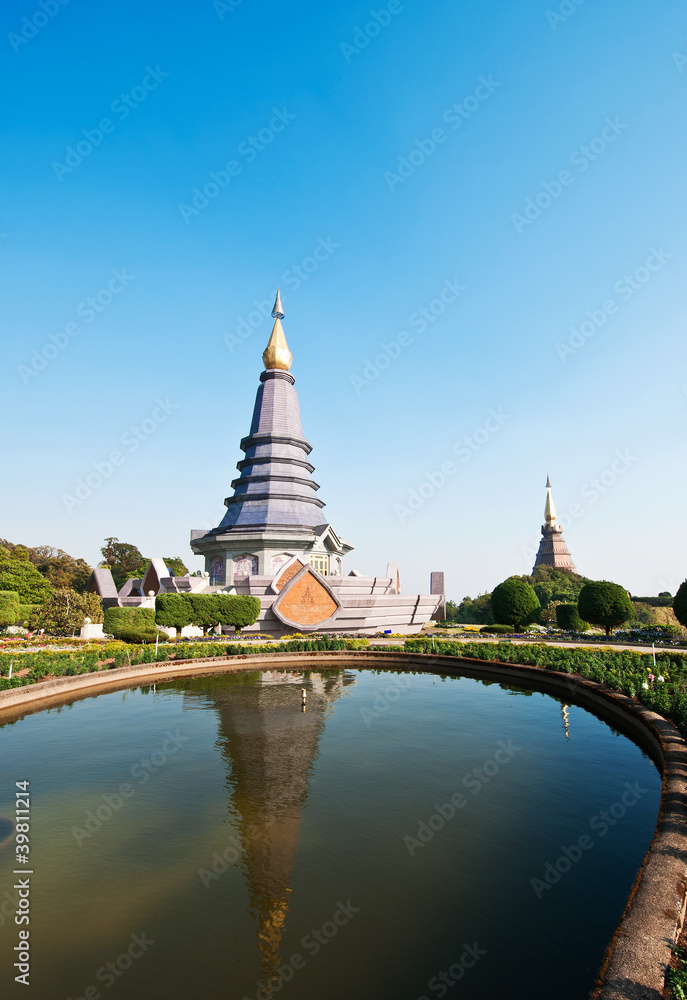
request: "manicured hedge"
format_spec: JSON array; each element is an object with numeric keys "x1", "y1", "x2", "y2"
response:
[
  {"x1": 223, "y1": 637, "x2": 348, "y2": 655},
  {"x1": 556, "y1": 603, "x2": 590, "y2": 632},
  {"x1": 115, "y1": 627, "x2": 160, "y2": 645},
  {"x1": 155, "y1": 593, "x2": 261, "y2": 633},
  {"x1": 103, "y1": 607, "x2": 155, "y2": 637}
]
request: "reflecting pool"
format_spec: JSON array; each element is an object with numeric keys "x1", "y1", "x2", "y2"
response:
[{"x1": 0, "y1": 667, "x2": 661, "y2": 999}]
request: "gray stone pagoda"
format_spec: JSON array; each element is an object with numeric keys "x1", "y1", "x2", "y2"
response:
[
  {"x1": 532, "y1": 476, "x2": 577, "y2": 573},
  {"x1": 190, "y1": 291, "x2": 353, "y2": 586}
]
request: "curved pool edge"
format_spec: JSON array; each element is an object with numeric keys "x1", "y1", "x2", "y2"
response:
[{"x1": 1, "y1": 649, "x2": 685, "y2": 1000}]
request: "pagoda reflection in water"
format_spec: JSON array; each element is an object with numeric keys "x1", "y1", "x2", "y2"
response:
[{"x1": 187, "y1": 669, "x2": 356, "y2": 991}]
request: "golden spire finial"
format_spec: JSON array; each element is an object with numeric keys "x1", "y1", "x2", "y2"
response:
[
  {"x1": 544, "y1": 476, "x2": 558, "y2": 525},
  {"x1": 262, "y1": 289, "x2": 292, "y2": 371}
]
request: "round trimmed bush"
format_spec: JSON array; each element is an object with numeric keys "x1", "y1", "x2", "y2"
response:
[{"x1": 491, "y1": 578, "x2": 540, "y2": 629}]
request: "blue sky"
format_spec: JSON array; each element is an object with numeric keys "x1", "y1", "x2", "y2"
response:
[{"x1": 2, "y1": 0, "x2": 686, "y2": 600}]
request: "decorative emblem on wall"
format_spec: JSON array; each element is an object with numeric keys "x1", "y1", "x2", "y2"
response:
[
  {"x1": 271, "y1": 564, "x2": 342, "y2": 630},
  {"x1": 234, "y1": 554, "x2": 259, "y2": 577}
]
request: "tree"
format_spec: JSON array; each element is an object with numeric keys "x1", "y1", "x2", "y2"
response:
[
  {"x1": 454, "y1": 592, "x2": 494, "y2": 624},
  {"x1": 99, "y1": 538, "x2": 148, "y2": 591},
  {"x1": 29, "y1": 546, "x2": 92, "y2": 593},
  {"x1": 0, "y1": 552, "x2": 54, "y2": 603},
  {"x1": 673, "y1": 581, "x2": 687, "y2": 629},
  {"x1": 491, "y1": 577, "x2": 541, "y2": 629},
  {"x1": 214, "y1": 595, "x2": 260, "y2": 632},
  {"x1": 540, "y1": 599, "x2": 563, "y2": 624},
  {"x1": 189, "y1": 594, "x2": 220, "y2": 634},
  {"x1": 29, "y1": 589, "x2": 103, "y2": 635},
  {"x1": 519, "y1": 566, "x2": 588, "y2": 613},
  {"x1": 163, "y1": 557, "x2": 189, "y2": 577},
  {"x1": 0, "y1": 591, "x2": 20, "y2": 628},
  {"x1": 578, "y1": 581, "x2": 634, "y2": 636},
  {"x1": 0, "y1": 539, "x2": 93, "y2": 593},
  {"x1": 155, "y1": 594, "x2": 194, "y2": 633}
]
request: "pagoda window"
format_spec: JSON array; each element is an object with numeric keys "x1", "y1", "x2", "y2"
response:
[{"x1": 309, "y1": 553, "x2": 329, "y2": 575}]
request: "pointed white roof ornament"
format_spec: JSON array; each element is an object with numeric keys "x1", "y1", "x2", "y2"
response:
[{"x1": 272, "y1": 288, "x2": 284, "y2": 320}]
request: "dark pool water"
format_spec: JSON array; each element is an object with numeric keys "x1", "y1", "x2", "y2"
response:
[{"x1": 0, "y1": 667, "x2": 661, "y2": 1000}]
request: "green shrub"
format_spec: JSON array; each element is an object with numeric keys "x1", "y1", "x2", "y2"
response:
[
  {"x1": 0, "y1": 591, "x2": 20, "y2": 627},
  {"x1": 115, "y1": 627, "x2": 158, "y2": 645},
  {"x1": 491, "y1": 578, "x2": 540, "y2": 629},
  {"x1": 104, "y1": 607, "x2": 155, "y2": 637},
  {"x1": 479, "y1": 625, "x2": 514, "y2": 634},
  {"x1": 16, "y1": 603, "x2": 38, "y2": 623},
  {"x1": 214, "y1": 595, "x2": 261, "y2": 632},
  {"x1": 155, "y1": 593, "x2": 194, "y2": 632},
  {"x1": 156, "y1": 593, "x2": 261, "y2": 634},
  {"x1": 556, "y1": 604, "x2": 590, "y2": 632},
  {"x1": 674, "y1": 581, "x2": 687, "y2": 629}
]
